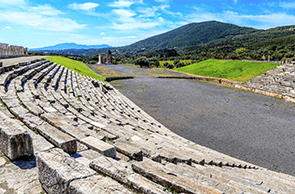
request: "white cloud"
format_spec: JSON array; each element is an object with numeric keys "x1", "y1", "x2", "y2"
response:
[
  {"x1": 279, "y1": 2, "x2": 295, "y2": 9},
  {"x1": 5, "y1": 26, "x2": 11, "y2": 29},
  {"x1": 29, "y1": 4, "x2": 63, "y2": 16},
  {"x1": 159, "y1": 5, "x2": 182, "y2": 16},
  {"x1": 108, "y1": 0, "x2": 133, "y2": 8},
  {"x1": 100, "y1": 32, "x2": 105, "y2": 35},
  {"x1": 155, "y1": 0, "x2": 169, "y2": 3},
  {"x1": 110, "y1": 8, "x2": 163, "y2": 30},
  {"x1": 185, "y1": 10, "x2": 295, "y2": 29},
  {"x1": 0, "y1": 2, "x2": 85, "y2": 32},
  {"x1": 137, "y1": 6, "x2": 159, "y2": 17},
  {"x1": 0, "y1": 0, "x2": 24, "y2": 5},
  {"x1": 0, "y1": 11, "x2": 85, "y2": 32},
  {"x1": 102, "y1": 36, "x2": 138, "y2": 40},
  {"x1": 69, "y1": 2, "x2": 99, "y2": 11},
  {"x1": 112, "y1": 9, "x2": 136, "y2": 22},
  {"x1": 233, "y1": 0, "x2": 238, "y2": 3}
]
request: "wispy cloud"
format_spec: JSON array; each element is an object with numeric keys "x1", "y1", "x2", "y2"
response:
[
  {"x1": 155, "y1": 0, "x2": 169, "y2": 3},
  {"x1": 110, "y1": 8, "x2": 164, "y2": 30},
  {"x1": 159, "y1": 5, "x2": 182, "y2": 16},
  {"x1": 0, "y1": 10, "x2": 85, "y2": 32},
  {"x1": 233, "y1": 0, "x2": 238, "y2": 3},
  {"x1": 278, "y1": 2, "x2": 295, "y2": 9},
  {"x1": 102, "y1": 36, "x2": 138, "y2": 40},
  {"x1": 108, "y1": 0, "x2": 134, "y2": 8},
  {"x1": 68, "y1": 2, "x2": 99, "y2": 11},
  {"x1": 0, "y1": 0, "x2": 24, "y2": 5},
  {"x1": 185, "y1": 10, "x2": 295, "y2": 29},
  {"x1": 5, "y1": 26, "x2": 11, "y2": 29},
  {"x1": 29, "y1": 4, "x2": 63, "y2": 16},
  {"x1": 0, "y1": 2, "x2": 85, "y2": 32}
]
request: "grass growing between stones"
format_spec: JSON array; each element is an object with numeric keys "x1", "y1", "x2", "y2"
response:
[
  {"x1": 47, "y1": 56, "x2": 105, "y2": 81},
  {"x1": 175, "y1": 59, "x2": 279, "y2": 82}
]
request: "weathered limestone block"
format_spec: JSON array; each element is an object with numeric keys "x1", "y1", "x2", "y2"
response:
[
  {"x1": 37, "y1": 123, "x2": 77, "y2": 154},
  {"x1": 68, "y1": 175, "x2": 133, "y2": 194},
  {"x1": 80, "y1": 136, "x2": 116, "y2": 158},
  {"x1": 90, "y1": 155, "x2": 170, "y2": 194},
  {"x1": 0, "y1": 120, "x2": 33, "y2": 160},
  {"x1": 37, "y1": 148, "x2": 97, "y2": 194},
  {"x1": 132, "y1": 158, "x2": 222, "y2": 194},
  {"x1": 114, "y1": 139, "x2": 143, "y2": 161}
]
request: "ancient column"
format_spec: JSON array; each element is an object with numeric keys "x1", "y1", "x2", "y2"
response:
[
  {"x1": 25, "y1": 47, "x2": 28, "y2": 55},
  {"x1": 98, "y1": 54, "x2": 101, "y2": 64}
]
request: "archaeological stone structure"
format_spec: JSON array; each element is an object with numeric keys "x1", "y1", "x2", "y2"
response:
[
  {"x1": 0, "y1": 43, "x2": 28, "y2": 56},
  {"x1": 98, "y1": 53, "x2": 112, "y2": 64},
  {"x1": 0, "y1": 56, "x2": 295, "y2": 193}
]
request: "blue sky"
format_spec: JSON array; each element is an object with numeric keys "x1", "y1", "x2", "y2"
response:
[{"x1": 1, "y1": 0, "x2": 295, "y2": 49}]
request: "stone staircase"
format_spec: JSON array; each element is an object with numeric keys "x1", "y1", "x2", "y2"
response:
[{"x1": 0, "y1": 58, "x2": 294, "y2": 193}]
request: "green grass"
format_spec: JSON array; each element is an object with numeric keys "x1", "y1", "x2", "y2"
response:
[
  {"x1": 159, "y1": 60, "x2": 191, "y2": 67},
  {"x1": 175, "y1": 59, "x2": 280, "y2": 82},
  {"x1": 47, "y1": 56, "x2": 105, "y2": 81}
]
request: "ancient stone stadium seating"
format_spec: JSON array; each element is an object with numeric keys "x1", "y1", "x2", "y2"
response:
[{"x1": 0, "y1": 57, "x2": 294, "y2": 193}]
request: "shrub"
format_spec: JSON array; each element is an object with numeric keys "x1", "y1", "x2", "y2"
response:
[
  {"x1": 228, "y1": 54, "x2": 239, "y2": 60},
  {"x1": 149, "y1": 58, "x2": 160, "y2": 67},
  {"x1": 163, "y1": 62, "x2": 170, "y2": 67},
  {"x1": 134, "y1": 57, "x2": 149, "y2": 68},
  {"x1": 214, "y1": 54, "x2": 223, "y2": 59},
  {"x1": 166, "y1": 63, "x2": 174, "y2": 69},
  {"x1": 173, "y1": 59, "x2": 180, "y2": 66}
]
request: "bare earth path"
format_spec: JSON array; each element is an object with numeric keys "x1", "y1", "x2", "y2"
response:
[{"x1": 89, "y1": 63, "x2": 295, "y2": 176}]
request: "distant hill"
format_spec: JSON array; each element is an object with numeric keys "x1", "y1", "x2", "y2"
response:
[
  {"x1": 119, "y1": 21, "x2": 259, "y2": 53},
  {"x1": 30, "y1": 43, "x2": 111, "y2": 51},
  {"x1": 84, "y1": 21, "x2": 295, "y2": 57}
]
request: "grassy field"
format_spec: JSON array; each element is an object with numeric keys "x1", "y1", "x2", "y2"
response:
[
  {"x1": 47, "y1": 56, "x2": 105, "y2": 81},
  {"x1": 159, "y1": 60, "x2": 191, "y2": 67},
  {"x1": 175, "y1": 59, "x2": 280, "y2": 82}
]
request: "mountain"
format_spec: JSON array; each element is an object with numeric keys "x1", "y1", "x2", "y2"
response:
[
  {"x1": 85, "y1": 21, "x2": 295, "y2": 56},
  {"x1": 119, "y1": 21, "x2": 259, "y2": 53},
  {"x1": 30, "y1": 43, "x2": 111, "y2": 51}
]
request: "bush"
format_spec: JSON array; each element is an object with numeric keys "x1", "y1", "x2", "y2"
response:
[
  {"x1": 176, "y1": 62, "x2": 186, "y2": 68},
  {"x1": 134, "y1": 57, "x2": 149, "y2": 68},
  {"x1": 163, "y1": 62, "x2": 169, "y2": 67},
  {"x1": 148, "y1": 58, "x2": 160, "y2": 67},
  {"x1": 89, "y1": 60, "x2": 97, "y2": 64},
  {"x1": 173, "y1": 59, "x2": 180, "y2": 66},
  {"x1": 228, "y1": 54, "x2": 239, "y2": 60},
  {"x1": 166, "y1": 63, "x2": 174, "y2": 69}
]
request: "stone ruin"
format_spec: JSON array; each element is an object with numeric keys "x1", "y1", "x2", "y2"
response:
[
  {"x1": 98, "y1": 53, "x2": 112, "y2": 64},
  {"x1": 0, "y1": 43, "x2": 28, "y2": 56},
  {"x1": 0, "y1": 56, "x2": 294, "y2": 193}
]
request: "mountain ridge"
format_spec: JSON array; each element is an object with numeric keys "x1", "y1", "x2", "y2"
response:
[{"x1": 30, "y1": 42, "x2": 112, "y2": 51}]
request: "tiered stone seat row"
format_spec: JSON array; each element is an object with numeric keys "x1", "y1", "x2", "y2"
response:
[
  {"x1": 0, "y1": 58, "x2": 294, "y2": 193},
  {"x1": 241, "y1": 63, "x2": 295, "y2": 100}
]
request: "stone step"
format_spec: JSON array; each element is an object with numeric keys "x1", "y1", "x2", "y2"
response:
[
  {"x1": 37, "y1": 148, "x2": 99, "y2": 194},
  {"x1": 132, "y1": 157, "x2": 223, "y2": 194},
  {"x1": 90, "y1": 155, "x2": 170, "y2": 194},
  {"x1": 0, "y1": 111, "x2": 33, "y2": 160},
  {"x1": 80, "y1": 136, "x2": 116, "y2": 158},
  {"x1": 36, "y1": 122, "x2": 77, "y2": 154}
]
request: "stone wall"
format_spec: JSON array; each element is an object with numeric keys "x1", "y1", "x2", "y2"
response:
[{"x1": 0, "y1": 43, "x2": 28, "y2": 56}]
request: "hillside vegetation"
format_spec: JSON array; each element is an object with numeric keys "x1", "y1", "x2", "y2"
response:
[
  {"x1": 175, "y1": 59, "x2": 279, "y2": 82},
  {"x1": 47, "y1": 56, "x2": 105, "y2": 81},
  {"x1": 35, "y1": 21, "x2": 295, "y2": 66}
]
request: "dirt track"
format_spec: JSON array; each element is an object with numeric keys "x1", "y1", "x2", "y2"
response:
[{"x1": 89, "y1": 63, "x2": 295, "y2": 176}]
